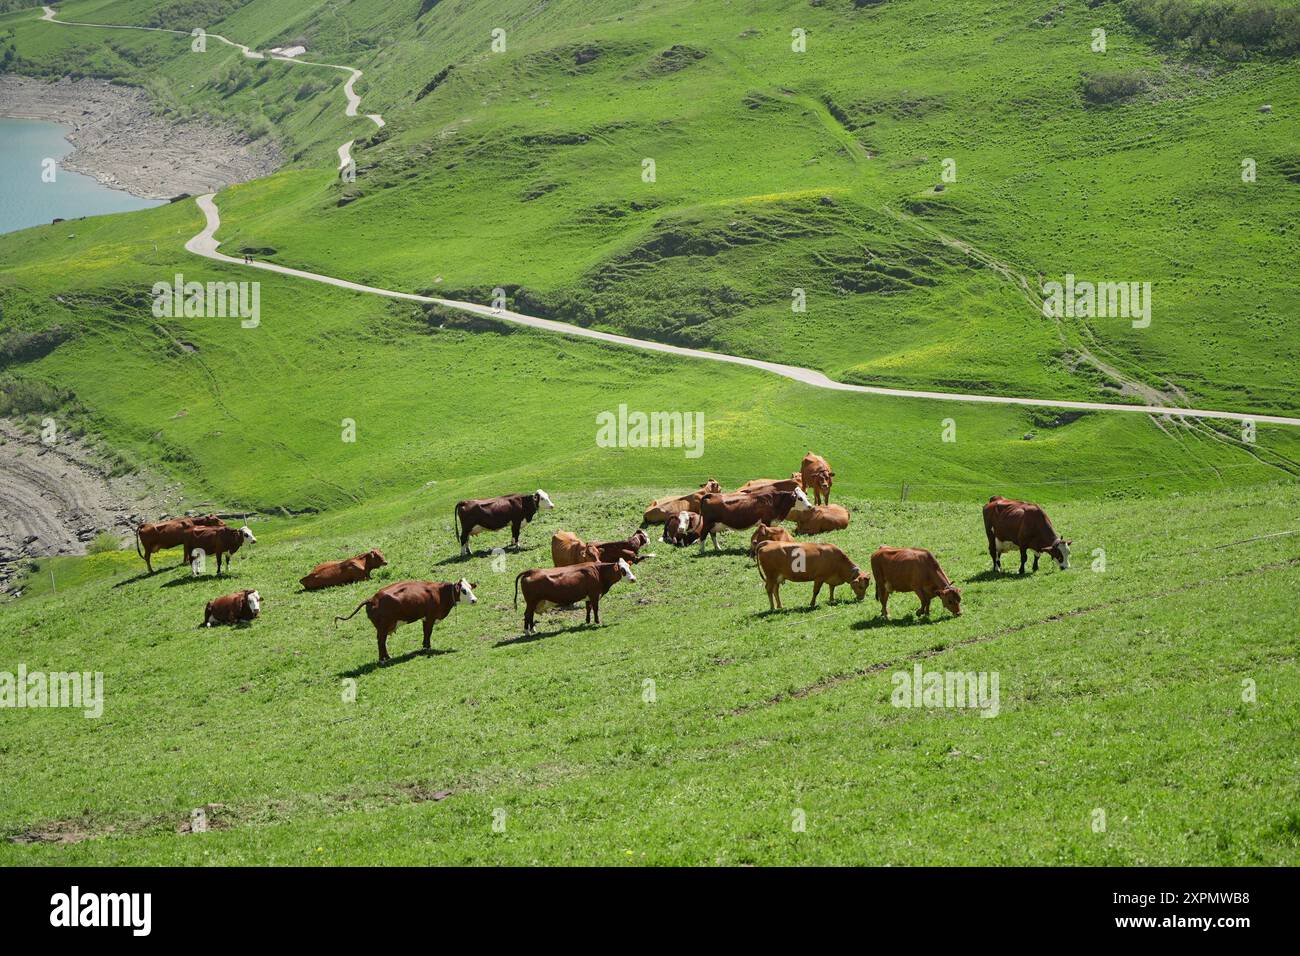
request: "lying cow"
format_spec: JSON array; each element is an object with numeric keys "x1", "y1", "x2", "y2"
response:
[
  {"x1": 200, "y1": 589, "x2": 261, "y2": 627},
  {"x1": 335, "y1": 578, "x2": 477, "y2": 663},
  {"x1": 697, "y1": 487, "x2": 812, "y2": 551},
  {"x1": 551, "y1": 531, "x2": 601, "y2": 567},
  {"x1": 455, "y1": 490, "x2": 554, "y2": 557},
  {"x1": 755, "y1": 541, "x2": 869, "y2": 609},
  {"x1": 870, "y1": 547, "x2": 962, "y2": 619},
  {"x1": 135, "y1": 514, "x2": 225, "y2": 573},
  {"x1": 734, "y1": 477, "x2": 802, "y2": 495},
  {"x1": 185, "y1": 525, "x2": 256, "y2": 576},
  {"x1": 800, "y1": 452, "x2": 834, "y2": 505},
  {"x1": 662, "y1": 510, "x2": 703, "y2": 547},
  {"x1": 748, "y1": 521, "x2": 794, "y2": 557},
  {"x1": 983, "y1": 496, "x2": 1071, "y2": 573},
  {"x1": 514, "y1": 559, "x2": 635, "y2": 635},
  {"x1": 299, "y1": 549, "x2": 387, "y2": 591},
  {"x1": 790, "y1": 504, "x2": 850, "y2": 535},
  {"x1": 640, "y1": 479, "x2": 721, "y2": 526}
]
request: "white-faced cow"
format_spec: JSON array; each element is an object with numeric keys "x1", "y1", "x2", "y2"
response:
[
  {"x1": 697, "y1": 487, "x2": 812, "y2": 551},
  {"x1": 514, "y1": 559, "x2": 635, "y2": 635},
  {"x1": 201, "y1": 589, "x2": 261, "y2": 627},
  {"x1": 663, "y1": 510, "x2": 704, "y2": 547},
  {"x1": 185, "y1": 525, "x2": 256, "y2": 576},
  {"x1": 641, "y1": 480, "x2": 721, "y2": 527},
  {"x1": 455, "y1": 490, "x2": 553, "y2": 557},
  {"x1": 983, "y1": 496, "x2": 1071, "y2": 573},
  {"x1": 135, "y1": 514, "x2": 225, "y2": 573},
  {"x1": 335, "y1": 578, "x2": 477, "y2": 663}
]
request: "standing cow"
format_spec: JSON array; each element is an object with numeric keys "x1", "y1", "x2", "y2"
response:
[
  {"x1": 514, "y1": 559, "x2": 636, "y2": 635},
  {"x1": 870, "y1": 547, "x2": 962, "y2": 619},
  {"x1": 454, "y1": 490, "x2": 553, "y2": 557},
  {"x1": 755, "y1": 541, "x2": 869, "y2": 609},
  {"x1": 200, "y1": 589, "x2": 261, "y2": 627},
  {"x1": 983, "y1": 496, "x2": 1071, "y2": 573},
  {"x1": 135, "y1": 515, "x2": 225, "y2": 573},
  {"x1": 299, "y1": 549, "x2": 387, "y2": 590},
  {"x1": 335, "y1": 578, "x2": 477, "y2": 663},
  {"x1": 185, "y1": 525, "x2": 256, "y2": 576},
  {"x1": 697, "y1": 487, "x2": 812, "y2": 551},
  {"x1": 800, "y1": 452, "x2": 834, "y2": 505},
  {"x1": 748, "y1": 521, "x2": 794, "y2": 558}
]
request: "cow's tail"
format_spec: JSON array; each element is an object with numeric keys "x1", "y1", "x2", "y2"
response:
[
  {"x1": 513, "y1": 570, "x2": 527, "y2": 610},
  {"x1": 452, "y1": 502, "x2": 461, "y2": 543},
  {"x1": 134, "y1": 524, "x2": 144, "y2": 559},
  {"x1": 334, "y1": 601, "x2": 367, "y2": 625}
]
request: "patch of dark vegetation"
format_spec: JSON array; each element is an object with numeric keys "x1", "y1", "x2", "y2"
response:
[
  {"x1": 823, "y1": 247, "x2": 939, "y2": 293},
  {"x1": 143, "y1": 0, "x2": 254, "y2": 31},
  {"x1": 417, "y1": 0, "x2": 443, "y2": 16},
  {"x1": 853, "y1": 0, "x2": 888, "y2": 7},
  {"x1": 571, "y1": 198, "x2": 662, "y2": 223},
  {"x1": 825, "y1": 91, "x2": 942, "y2": 127},
  {"x1": 574, "y1": 46, "x2": 601, "y2": 65},
  {"x1": 415, "y1": 65, "x2": 454, "y2": 101},
  {"x1": 1275, "y1": 155, "x2": 1300, "y2": 184},
  {"x1": 1028, "y1": 409, "x2": 1090, "y2": 429},
  {"x1": 0, "y1": 375, "x2": 76, "y2": 417},
  {"x1": 743, "y1": 89, "x2": 784, "y2": 112},
  {"x1": 521, "y1": 180, "x2": 562, "y2": 201},
  {"x1": 416, "y1": 303, "x2": 519, "y2": 336},
  {"x1": 1082, "y1": 69, "x2": 1149, "y2": 104},
  {"x1": 519, "y1": 131, "x2": 591, "y2": 147},
  {"x1": 1123, "y1": 0, "x2": 1300, "y2": 57},
  {"x1": 0, "y1": 326, "x2": 71, "y2": 368},
  {"x1": 236, "y1": 246, "x2": 277, "y2": 256},
  {"x1": 645, "y1": 45, "x2": 707, "y2": 75}
]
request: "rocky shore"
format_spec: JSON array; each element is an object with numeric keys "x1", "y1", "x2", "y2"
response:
[{"x1": 0, "y1": 75, "x2": 282, "y2": 200}]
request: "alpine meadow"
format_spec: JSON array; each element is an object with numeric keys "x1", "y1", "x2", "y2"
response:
[{"x1": 0, "y1": 0, "x2": 1297, "y2": 871}]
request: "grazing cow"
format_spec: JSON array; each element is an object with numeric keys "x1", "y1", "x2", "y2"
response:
[
  {"x1": 748, "y1": 521, "x2": 794, "y2": 557},
  {"x1": 135, "y1": 514, "x2": 225, "y2": 573},
  {"x1": 791, "y1": 504, "x2": 850, "y2": 535},
  {"x1": 983, "y1": 496, "x2": 1071, "y2": 573},
  {"x1": 551, "y1": 531, "x2": 601, "y2": 567},
  {"x1": 870, "y1": 547, "x2": 962, "y2": 619},
  {"x1": 454, "y1": 490, "x2": 553, "y2": 556},
  {"x1": 734, "y1": 477, "x2": 802, "y2": 495},
  {"x1": 800, "y1": 452, "x2": 834, "y2": 505},
  {"x1": 514, "y1": 559, "x2": 636, "y2": 635},
  {"x1": 641, "y1": 479, "x2": 721, "y2": 526},
  {"x1": 697, "y1": 487, "x2": 812, "y2": 551},
  {"x1": 185, "y1": 525, "x2": 256, "y2": 576},
  {"x1": 662, "y1": 510, "x2": 703, "y2": 546},
  {"x1": 200, "y1": 589, "x2": 261, "y2": 627},
  {"x1": 755, "y1": 541, "x2": 869, "y2": 609},
  {"x1": 335, "y1": 578, "x2": 477, "y2": 663},
  {"x1": 299, "y1": 549, "x2": 387, "y2": 591}
]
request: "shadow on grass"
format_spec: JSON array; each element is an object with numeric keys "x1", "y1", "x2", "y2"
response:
[
  {"x1": 692, "y1": 547, "x2": 749, "y2": 559},
  {"x1": 338, "y1": 646, "x2": 456, "y2": 678},
  {"x1": 494, "y1": 621, "x2": 605, "y2": 647},
  {"x1": 852, "y1": 613, "x2": 954, "y2": 630},
  {"x1": 434, "y1": 544, "x2": 538, "y2": 567},
  {"x1": 966, "y1": 568, "x2": 1036, "y2": 583},
  {"x1": 161, "y1": 572, "x2": 244, "y2": 588},
  {"x1": 112, "y1": 567, "x2": 174, "y2": 588}
]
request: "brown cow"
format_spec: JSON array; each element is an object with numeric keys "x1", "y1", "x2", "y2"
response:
[
  {"x1": 800, "y1": 452, "x2": 834, "y2": 505},
  {"x1": 734, "y1": 477, "x2": 802, "y2": 495},
  {"x1": 335, "y1": 578, "x2": 477, "y2": 663},
  {"x1": 200, "y1": 589, "x2": 261, "y2": 627},
  {"x1": 697, "y1": 487, "x2": 812, "y2": 551},
  {"x1": 455, "y1": 490, "x2": 553, "y2": 556},
  {"x1": 790, "y1": 504, "x2": 850, "y2": 535},
  {"x1": 299, "y1": 549, "x2": 387, "y2": 591},
  {"x1": 662, "y1": 510, "x2": 703, "y2": 546},
  {"x1": 551, "y1": 531, "x2": 601, "y2": 567},
  {"x1": 135, "y1": 514, "x2": 225, "y2": 572},
  {"x1": 748, "y1": 521, "x2": 794, "y2": 557},
  {"x1": 589, "y1": 529, "x2": 653, "y2": 564},
  {"x1": 514, "y1": 559, "x2": 635, "y2": 634},
  {"x1": 185, "y1": 525, "x2": 256, "y2": 576},
  {"x1": 870, "y1": 547, "x2": 962, "y2": 619},
  {"x1": 640, "y1": 479, "x2": 721, "y2": 526},
  {"x1": 984, "y1": 496, "x2": 1071, "y2": 573},
  {"x1": 755, "y1": 541, "x2": 870, "y2": 609}
]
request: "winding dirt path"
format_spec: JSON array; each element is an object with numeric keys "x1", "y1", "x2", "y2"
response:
[{"x1": 40, "y1": 6, "x2": 1300, "y2": 429}]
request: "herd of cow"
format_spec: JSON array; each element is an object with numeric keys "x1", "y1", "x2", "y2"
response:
[{"x1": 132, "y1": 452, "x2": 1072, "y2": 664}]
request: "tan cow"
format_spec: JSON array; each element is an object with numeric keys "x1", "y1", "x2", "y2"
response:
[
  {"x1": 755, "y1": 541, "x2": 870, "y2": 609},
  {"x1": 640, "y1": 479, "x2": 721, "y2": 526},
  {"x1": 551, "y1": 531, "x2": 601, "y2": 567},
  {"x1": 870, "y1": 547, "x2": 962, "y2": 619},
  {"x1": 800, "y1": 452, "x2": 834, "y2": 505},
  {"x1": 790, "y1": 504, "x2": 850, "y2": 535},
  {"x1": 299, "y1": 549, "x2": 387, "y2": 591},
  {"x1": 748, "y1": 521, "x2": 794, "y2": 557},
  {"x1": 734, "y1": 477, "x2": 802, "y2": 495}
]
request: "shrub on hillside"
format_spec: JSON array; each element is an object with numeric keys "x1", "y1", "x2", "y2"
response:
[
  {"x1": 0, "y1": 376, "x2": 74, "y2": 416},
  {"x1": 1082, "y1": 69, "x2": 1148, "y2": 103},
  {"x1": 88, "y1": 532, "x2": 122, "y2": 555},
  {"x1": 1124, "y1": 0, "x2": 1300, "y2": 56}
]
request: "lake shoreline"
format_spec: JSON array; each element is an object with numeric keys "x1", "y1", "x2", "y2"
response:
[{"x1": 0, "y1": 75, "x2": 282, "y2": 201}]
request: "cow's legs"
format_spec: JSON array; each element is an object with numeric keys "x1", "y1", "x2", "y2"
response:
[
  {"x1": 697, "y1": 521, "x2": 712, "y2": 551},
  {"x1": 987, "y1": 534, "x2": 999, "y2": 571},
  {"x1": 590, "y1": 596, "x2": 601, "y2": 625},
  {"x1": 422, "y1": 616, "x2": 434, "y2": 650},
  {"x1": 919, "y1": 593, "x2": 932, "y2": 616},
  {"x1": 1018, "y1": 548, "x2": 1028, "y2": 574},
  {"x1": 144, "y1": 547, "x2": 155, "y2": 574},
  {"x1": 879, "y1": 594, "x2": 890, "y2": 619},
  {"x1": 376, "y1": 626, "x2": 390, "y2": 663},
  {"x1": 510, "y1": 519, "x2": 522, "y2": 550},
  {"x1": 810, "y1": 581, "x2": 822, "y2": 607},
  {"x1": 828, "y1": 584, "x2": 836, "y2": 603},
  {"x1": 524, "y1": 601, "x2": 536, "y2": 634},
  {"x1": 460, "y1": 532, "x2": 470, "y2": 557},
  {"x1": 1032, "y1": 552, "x2": 1041, "y2": 572}
]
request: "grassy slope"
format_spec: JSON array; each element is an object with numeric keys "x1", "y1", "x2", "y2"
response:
[{"x1": 1, "y1": 484, "x2": 1297, "y2": 864}]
